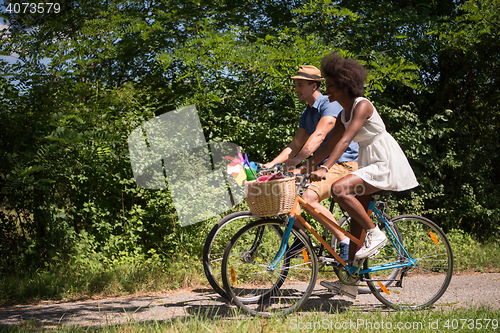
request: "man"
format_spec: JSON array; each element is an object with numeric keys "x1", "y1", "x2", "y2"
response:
[{"x1": 264, "y1": 65, "x2": 359, "y2": 263}]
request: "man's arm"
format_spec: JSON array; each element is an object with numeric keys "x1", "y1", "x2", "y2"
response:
[
  {"x1": 300, "y1": 116, "x2": 345, "y2": 171},
  {"x1": 286, "y1": 99, "x2": 342, "y2": 170},
  {"x1": 284, "y1": 115, "x2": 336, "y2": 170},
  {"x1": 263, "y1": 128, "x2": 309, "y2": 168}
]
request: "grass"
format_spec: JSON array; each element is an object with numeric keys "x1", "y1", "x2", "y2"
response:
[
  {"x1": 0, "y1": 257, "x2": 206, "y2": 306},
  {"x1": 0, "y1": 229, "x2": 499, "y2": 306},
  {"x1": 447, "y1": 228, "x2": 500, "y2": 272},
  {"x1": 0, "y1": 229, "x2": 499, "y2": 331},
  {"x1": 3, "y1": 306, "x2": 500, "y2": 332}
]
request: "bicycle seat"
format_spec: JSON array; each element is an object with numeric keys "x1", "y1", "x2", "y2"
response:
[{"x1": 372, "y1": 190, "x2": 392, "y2": 198}]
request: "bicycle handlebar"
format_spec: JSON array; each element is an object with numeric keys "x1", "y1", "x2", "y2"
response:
[
  {"x1": 255, "y1": 163, "x2": 325, "y2": 189},
  {"x1": 290, "y1": 173, "x2": 326, "y2": 190}
]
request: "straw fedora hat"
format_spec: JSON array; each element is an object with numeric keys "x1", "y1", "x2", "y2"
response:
[{"x1": 291, "y1": 65, "x2": 324, "y2": 82}]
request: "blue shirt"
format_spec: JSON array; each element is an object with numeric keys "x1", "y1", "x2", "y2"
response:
[{"x1": 298, "y1": 94, "x2": 358, "y2": 163}]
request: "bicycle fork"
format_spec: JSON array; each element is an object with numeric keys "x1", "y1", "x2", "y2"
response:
[
  {"x1": 267, "y1": 216, "x2": 296, "y2": 271},
  {"x1": 350, "y1": 202, "x2": 418, "y2": 287}
]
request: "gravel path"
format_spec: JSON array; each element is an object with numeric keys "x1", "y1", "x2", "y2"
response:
[{"x1": 1, "y1": 273, "x2": 499, "y2": 328}]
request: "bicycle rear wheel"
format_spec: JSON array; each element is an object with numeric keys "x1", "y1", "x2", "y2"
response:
[
  {"x1": 222, "y1": 219, "x2": 318, "y2": 316},
  {"x1": 203, "y1": 211, "x2": 280, "y2": 299},
  {"x1": 366, "y1": 215, "x2": 453, "y2": 309}
]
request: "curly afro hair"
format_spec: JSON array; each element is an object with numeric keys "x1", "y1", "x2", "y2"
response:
[{"x1": 320, "y1": 53, "x2": 368, "y2": 98}]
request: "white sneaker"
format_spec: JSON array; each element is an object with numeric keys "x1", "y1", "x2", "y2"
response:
[
  {"x1": 320, "y1": 280, "x2": 358, "y2": 299},
  {"x1": 355, "y1": 226, "x2": 387, "y2": 259}
]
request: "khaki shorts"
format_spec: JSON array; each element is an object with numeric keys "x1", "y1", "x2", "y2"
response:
[{"x1": 307, "y1": 161, "x2": 358, "y2": 202}]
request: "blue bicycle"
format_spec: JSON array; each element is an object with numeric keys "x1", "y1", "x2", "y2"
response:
[{"x1": 221, "y1": 174, "x2": 454, "y2": 316}]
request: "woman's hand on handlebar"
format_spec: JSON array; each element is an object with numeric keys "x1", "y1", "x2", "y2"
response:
[{"x1": 310, "y1": 168, "x2": 327, "y2": 182}]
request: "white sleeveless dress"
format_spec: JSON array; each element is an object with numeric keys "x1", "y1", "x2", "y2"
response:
[{"x1": 341, "y1": 97, "x2": 418, "y2": 191}]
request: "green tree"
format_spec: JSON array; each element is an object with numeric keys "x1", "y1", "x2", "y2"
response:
[{"x1": 0, "y1": 0, "x2": 498, "y2": 275}]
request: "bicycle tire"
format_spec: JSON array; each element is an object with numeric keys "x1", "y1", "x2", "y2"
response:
[
  {"x1": 203, "y1": 211, "x2": 280, "y2": 300},
  {"x1": 366, "y1": 215, "x2": 454, "y2": 309},
  {"x1": 221, "y1": 219, "x2": 318, "y2": 316},
  {"x1": 329, "y1": 213, "x2": 402, "y2": 294}
]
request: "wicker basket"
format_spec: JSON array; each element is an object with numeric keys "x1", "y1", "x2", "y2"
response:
[{"x1": 245, "y1": 177, "x2": 297, "y2": 217}]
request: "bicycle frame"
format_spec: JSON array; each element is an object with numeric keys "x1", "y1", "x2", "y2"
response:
[
  {"x1": 268, "y1": 194, "x2": 365, "y2": 270},
  {"x1": 291, "y1": 195, "x2": 366, "y2": 267},
  {"x1": 354, "y1": 200, "x2": 418, "y2": 276},
  {"x1": 270, "y1": 193, "x2": 417, "y2": 279}
]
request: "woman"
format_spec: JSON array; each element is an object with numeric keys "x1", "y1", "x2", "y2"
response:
[{"x1": 306, "y1": 53, "x2": 418, "y2": 298}]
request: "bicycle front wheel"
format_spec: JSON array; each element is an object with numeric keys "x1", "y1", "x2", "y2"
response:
[
  {"x1": 222, "y1": 219, "x2": 318, "y2": 316},
  {"x1": 366, "y1": 215, "x2": 454, "y2": 309}
]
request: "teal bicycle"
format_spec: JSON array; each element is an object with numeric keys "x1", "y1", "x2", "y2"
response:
[
  {"x1": 220, "y1": 174, "x2": 454, "y2": 316},
  {"x1": 202, "y1": 163, "x2": 386, "y2": 300}
]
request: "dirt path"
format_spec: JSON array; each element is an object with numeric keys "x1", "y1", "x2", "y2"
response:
[{"x1": 1, "y1": 273, "x2": 499, "y2": 328}]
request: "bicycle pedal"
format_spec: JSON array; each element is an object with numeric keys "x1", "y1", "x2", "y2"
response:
[
  {"x1": 322, "y1": 257, "x2": 337, "y2": 263},
  {"x1": 327, "y1": 289, "x2": 339, "y2": 294}
]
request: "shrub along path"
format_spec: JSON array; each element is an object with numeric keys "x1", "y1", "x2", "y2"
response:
[{"x1": 0, "y1": 273, "x2": 499, "y2": 328}]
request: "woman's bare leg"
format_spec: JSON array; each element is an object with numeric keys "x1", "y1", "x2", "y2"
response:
[
  {"x1": 331, "y1": 174, "x2": 380, "y2": 230},
  {"x1": 331, "y1": 174, "x2": 387, "y2": 259},
  {"x1": 347, "y1": 195, "x2": 371, "y2": 260}
]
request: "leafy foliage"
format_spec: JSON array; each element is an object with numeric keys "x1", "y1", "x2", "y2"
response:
[{"x1": 0, "y1": 0, "x2": 498, "y2": 277}]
